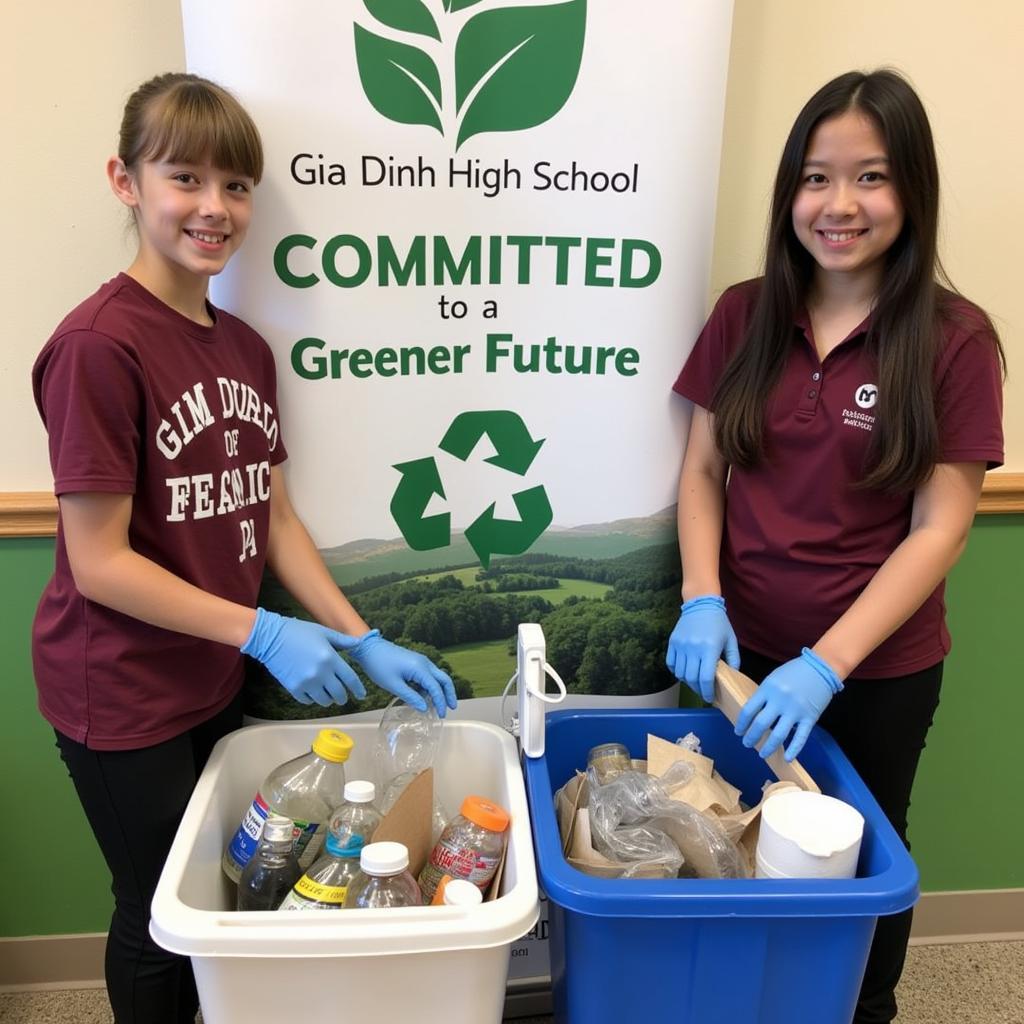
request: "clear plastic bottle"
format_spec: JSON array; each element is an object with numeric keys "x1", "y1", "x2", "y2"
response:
[
  {"x1": 375, "y1": 699, "x2": 448, "y2": 842},
  {"x1": 343, "y1": 842, "x2": 422, "y2": 908},
  {"x1": 222, "y1": 728, "x2": 353, "y2": 883},
  {"x1": 277, "y1": 781, "x2": 384, "y2": 911},
  {"x1": 236, "y1": 814, "x2": 302, "y2": 911},
  {"x1": 418, "y1": 795, "x2": 510, "y2": 904}
]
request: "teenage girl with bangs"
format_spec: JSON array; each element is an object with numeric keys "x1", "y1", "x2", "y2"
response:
[
  {"x1": 32, "y1": 73, "x2": 456, "y2": 1023},
  {"x1": 667, "y1": 69, "x2": 1004, "y2": 1023}
]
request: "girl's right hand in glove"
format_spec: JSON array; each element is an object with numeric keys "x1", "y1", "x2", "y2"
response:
[
  {"x1": 241, "y1": 607, "x2": 368, "y2": 707},
  {"x1": 665, "y1": 595, "x2": 741, "y2": 702}
]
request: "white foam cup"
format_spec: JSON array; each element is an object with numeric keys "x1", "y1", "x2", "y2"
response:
[{"x1": 755, "y1": 790, "x2": 864, "y2": 880}]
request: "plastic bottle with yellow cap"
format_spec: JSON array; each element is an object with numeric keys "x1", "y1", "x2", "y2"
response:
[
  {"x1": 418, "y1": 795, "x2": 510, "y2": 903},
  {"x1": 222, "y1": 728, "x2": 354, "y2": 883}
]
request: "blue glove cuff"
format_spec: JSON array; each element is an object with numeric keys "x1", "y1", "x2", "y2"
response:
[
  {"x1": 799, "y1": 647, "x2": 844, "y2": 695},
  {"x1": 347, "y1": 628, "x2": 382, "y2": 663},
  {"x1": 680, "y1": 595, "x2": 726, "y2": 616},
  {"x1": 241, "y1": 607, "x2": 278, "y2": 656}
]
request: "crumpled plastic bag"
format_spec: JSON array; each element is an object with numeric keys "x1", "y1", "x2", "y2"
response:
[{"x1": 586, "y1": 760, "x2": 749, "y2": 879}]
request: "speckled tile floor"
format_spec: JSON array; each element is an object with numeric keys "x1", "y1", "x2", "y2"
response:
[{"x1": 1, "y1": 941, "x2": 1021, "y2": 1023}]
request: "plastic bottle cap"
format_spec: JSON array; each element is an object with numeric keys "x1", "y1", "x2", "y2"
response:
[
  {"x1": 443, "y1": 879, "x2": 484, "y2": 906},
  {"x1": 360, "y1": 841, "x2": 409, "y2": 875},
  {"x1": 262, "y1": 815, "x2": 294, "y2": 842},
  {"x1": 460, "y1": 796, "x2": 510, "y2": 833},
  {"x1": 344, "y1": 780, "x2": 376, "y2": 803},
  {"x1": 312, "y1": 729, "x2": 354, "y2": 763}
]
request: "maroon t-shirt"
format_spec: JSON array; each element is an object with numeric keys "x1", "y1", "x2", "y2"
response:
[
  {"x1": 32, "y1": 274, "x2": 288, "y2": 749},
  {"x1": 673, "y1": 278, "x2": 1004, "y2": 678}
]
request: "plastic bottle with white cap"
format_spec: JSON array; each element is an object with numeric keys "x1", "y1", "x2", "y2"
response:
[
  {"x1": 343, "y1": 841, "x2": 423, "y2": 908},
  {"x1": 277, "y1": 781, "x2": 383, "y2": 911},
  {"x1": 442, "y1": 878, "x2": 484, "y2": 907},
  {"x1": 236, "y1": 814, "x2": 302, "y2": 911}
]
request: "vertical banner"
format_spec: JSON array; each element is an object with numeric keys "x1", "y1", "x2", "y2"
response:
[{"x1": 182, "y1": 0, "x2": 734, "y2": 722}]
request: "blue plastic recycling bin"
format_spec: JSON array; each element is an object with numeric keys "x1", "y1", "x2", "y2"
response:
[{"x1": 523, "y1": 708, "x2": 919, "y2": 1024}]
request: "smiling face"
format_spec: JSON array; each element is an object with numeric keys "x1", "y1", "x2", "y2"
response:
[
  {"x1": 121, "y1": 158, "x2": 254, "y2": 298},
  {"x1": 791, "y1": 110, "x2": 905, "y2": 295}
]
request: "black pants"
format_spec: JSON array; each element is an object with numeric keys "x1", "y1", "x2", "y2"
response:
[
  {"x1": 55, "y1": 694, "x2": 243, "y2": 1024},
  {"x1": 739, "y1": 647, "x2": 943, "y2": 1024}
]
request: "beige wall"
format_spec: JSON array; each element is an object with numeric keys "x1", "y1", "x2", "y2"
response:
[
  {"x1": 3, "y1": 0, "x2": 1020, "y2": 489},
  {"x1": 714, "y1": 0, "x2": 1021, "y2": 470},
  {"x1": 2, "y1": 0, "x2": 184, "y2": 489}
]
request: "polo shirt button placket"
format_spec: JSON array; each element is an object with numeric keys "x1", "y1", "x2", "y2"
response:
[{"x1": 798, "y1": 369, "x2": 823, "y2": 413}]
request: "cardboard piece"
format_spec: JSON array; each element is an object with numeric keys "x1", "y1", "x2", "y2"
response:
[
  {"x1": 370, "y1": 768, "x2": 435, "y2": 879},
  {"x1": 372, "y1": 768, "x2": 509, "y2": 904},
  {"x1": 714, "y1": 661, "x2": 821, "y2": 793},
  {"x1": 647, "y1": 734, "x2": 742, "y2": 815}
]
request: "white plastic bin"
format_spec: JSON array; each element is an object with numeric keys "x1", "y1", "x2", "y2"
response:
[{"x1": 150, "y1": 720, "x2": 538, "y2": 1024}]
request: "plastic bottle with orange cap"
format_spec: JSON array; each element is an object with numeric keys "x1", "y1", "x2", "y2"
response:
[
  {"x1": 222, "y1": 728, "x2": 354, "y2": 883},
  {"x1": 418, "y1": 795, "x2": 510, "y2": 904}
]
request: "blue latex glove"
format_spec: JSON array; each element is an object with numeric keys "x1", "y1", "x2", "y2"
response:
[
  {"x1": 346, "y1": 630, "x2": 457, "y2": 718},
  {"x1": 735, "y1": 647, "x2": 843, "y2": 762},
  {"x1": 665, "y1": 595, "x2": 741, "y2": 702},
  {"x1": 241, "y1": 608, "x2": 367, "y2": 708}
]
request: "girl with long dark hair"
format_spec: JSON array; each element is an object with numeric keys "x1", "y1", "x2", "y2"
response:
[{"x1": 667, "y1": 69, "x2": 1004, "y2": 1023}]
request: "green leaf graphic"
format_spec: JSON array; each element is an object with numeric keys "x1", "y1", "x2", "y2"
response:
[
  {"x1": 449, "y1": 0, "x2": 487, "y2": 11},
  {"x1": 363, "y1": 0, "x2": 441, "y2": 41},
  {"x1": 454, "y1": 0, "x2": 586, "y2": 149},
  {"x1": 354, "y1": 23, "x2": 443, "y2": 133}
]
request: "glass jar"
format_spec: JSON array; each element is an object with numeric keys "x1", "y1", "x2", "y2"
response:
[{"x1": 587, "y1": 742, "x2": 631, "y2": 784}]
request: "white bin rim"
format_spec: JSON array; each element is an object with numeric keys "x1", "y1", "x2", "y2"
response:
[{"x1": 150, "y1": 720, "x2": 538, "y2": 958}]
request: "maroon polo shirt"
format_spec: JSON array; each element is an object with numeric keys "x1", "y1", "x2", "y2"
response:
[{"x1": 673, "y1": 278, "x2": 1003, "y2": 678}]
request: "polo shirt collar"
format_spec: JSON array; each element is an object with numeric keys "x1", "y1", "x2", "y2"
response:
[{"x1": 794, "y1": 304, "x2": 874, "y2": 352}]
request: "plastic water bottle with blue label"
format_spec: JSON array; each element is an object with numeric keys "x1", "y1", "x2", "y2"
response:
[
  {"x1": 278, "y1": 780, "x2": 383, "y2": 911},
  {"x1": 222, "y1": 728, "x2": 353, "y2": 884}
]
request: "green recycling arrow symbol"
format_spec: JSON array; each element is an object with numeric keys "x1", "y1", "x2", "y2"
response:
[
  {"x1": 390, "y1": 457, "x2": 450, "y2": 550},
  {"x1": 390, "y1": 409, "x2": 552, "y2": 565},
  {"x1": 464, "y1": 485, "x2": 553, "y2": 569},
  {"x1": 440, "y1": 410, "x2": 545, "y2": 474}
]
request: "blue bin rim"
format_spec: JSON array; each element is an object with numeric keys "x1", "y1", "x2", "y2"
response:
[{"x1": 524, "y1": 708, "x2": 919, "y2": 919}]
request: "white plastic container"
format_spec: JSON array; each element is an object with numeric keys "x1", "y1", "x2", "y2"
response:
[
  {"x1": 150, "y1": 720, "x2": 538, "y2": 1024},
  {"x1": 756, "y1": 789, "x2": 865, "y2": 880}
]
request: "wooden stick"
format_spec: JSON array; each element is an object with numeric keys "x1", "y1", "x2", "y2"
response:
[{"x1": 713, "y1": 661, "x2": 820, "y2": 793}]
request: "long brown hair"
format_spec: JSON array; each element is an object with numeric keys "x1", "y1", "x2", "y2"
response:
[{"x1": 712, "y1": 69, "x2": 1004, "y2": 493}]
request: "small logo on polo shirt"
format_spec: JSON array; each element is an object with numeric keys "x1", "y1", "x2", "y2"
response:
[
  {"x1": 842, "y1": 383, "x2": 878, "y2": 432},
  {"x1": 854, "y1": 383, "x2": 878, "y2": 409}
]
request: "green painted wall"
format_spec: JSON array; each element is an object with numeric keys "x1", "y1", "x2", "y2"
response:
[
  {"x1": 0, "y1": 538, "x2": 112, "y2": 935},
  {"x1": 1, "y1": 519, "x2": 1020, "y2": 936},
  {"x1": 909, "y1": 515, "x2": 1023, "y2": 891}
]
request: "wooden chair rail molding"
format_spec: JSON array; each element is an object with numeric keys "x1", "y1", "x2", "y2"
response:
[{"x1": 2, "y1": 474, "x2": 1023, "y2": 537}]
